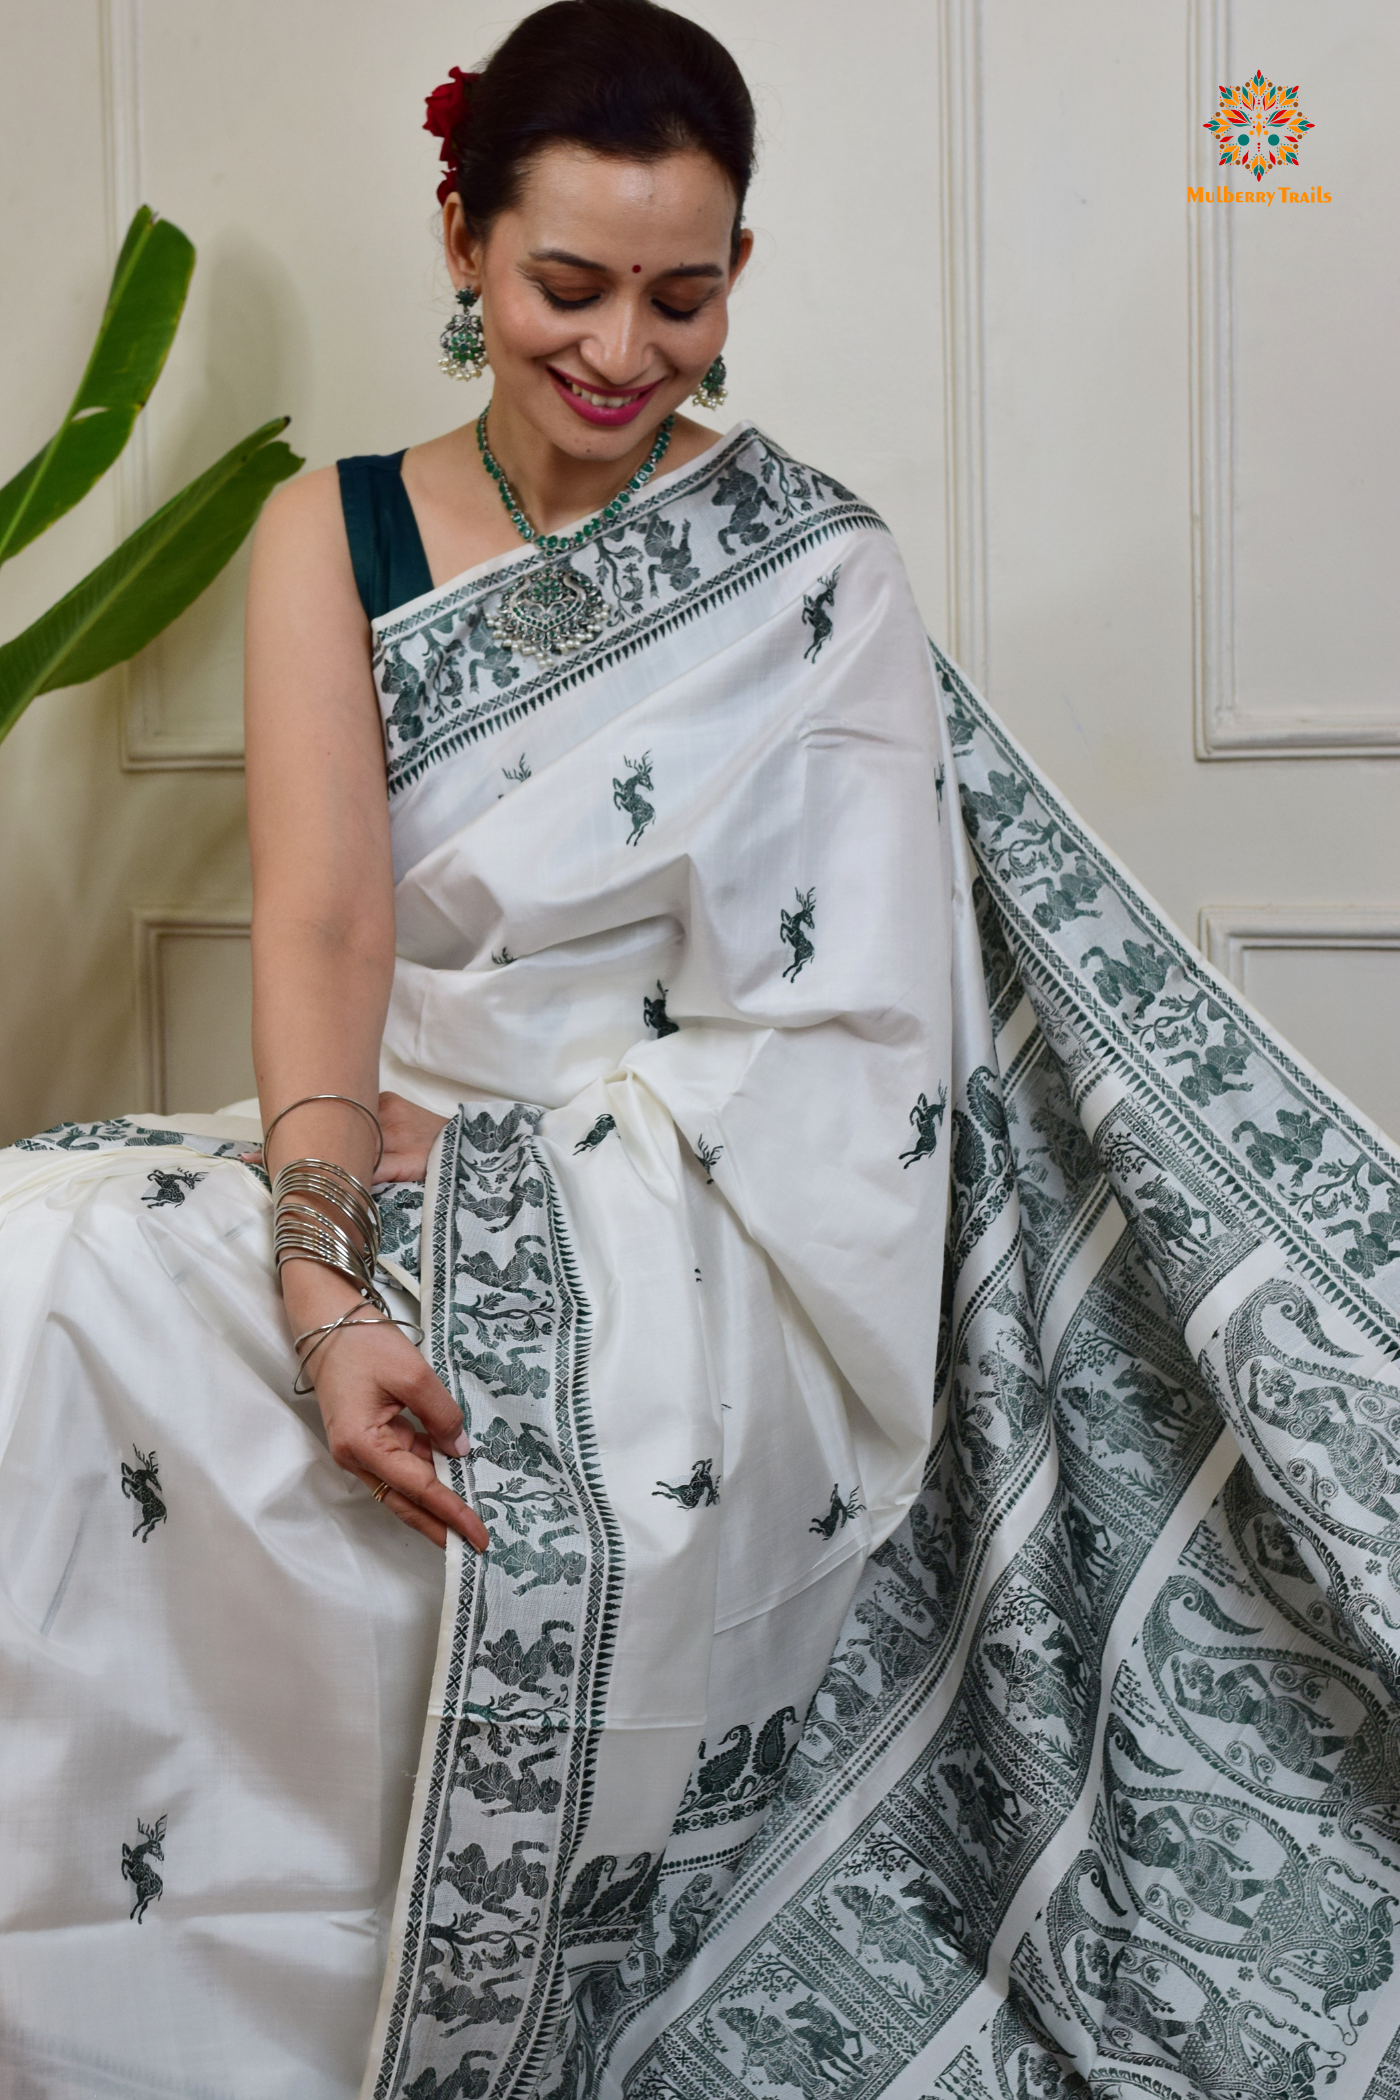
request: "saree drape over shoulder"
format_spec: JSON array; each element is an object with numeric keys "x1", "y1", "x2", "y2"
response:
[{"x1": 4, "y1": 427, "x2": 1400, "y2": 2100}]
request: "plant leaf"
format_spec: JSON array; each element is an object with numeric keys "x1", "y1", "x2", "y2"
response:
[
  {"x1": 0, "y1": 207, "x2": 195, "y2": 568},
  {"x1": 0, "y1": 418, "x2": 301, "y2": 743}
]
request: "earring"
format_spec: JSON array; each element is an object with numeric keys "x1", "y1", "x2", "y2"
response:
[
  {"x1": 691, "y1": 355, "x2": 727, "y2": 413},
  {"x1": 440, "y1": 286, "x2": 488, "y2": 381}
]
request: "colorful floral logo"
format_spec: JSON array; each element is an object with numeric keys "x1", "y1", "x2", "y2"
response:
[{"x1": 1204, "y1": 70, "x2": 1314, "y2": 184}]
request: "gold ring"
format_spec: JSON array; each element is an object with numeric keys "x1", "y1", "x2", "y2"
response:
[{"x1": 371, "y1": 1479, "x2": 392, "y2": 1504}]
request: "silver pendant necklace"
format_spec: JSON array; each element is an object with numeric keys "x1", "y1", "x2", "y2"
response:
[{"x1": 476, "y1": 404, "x2": 674, "y2": 664}]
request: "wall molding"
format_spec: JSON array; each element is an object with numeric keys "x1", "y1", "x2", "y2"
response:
[
  {"x1": 1199, "y1": 905, "x2": 1400, "y2": 987},
  {"x1": 103, "y1": 0, "x2": 243, "y2": 772},
  {"x1": 133, "y1": 909, "x2": 251, "y2": 1114},
  {"x1": 938, "y1": 0, "x2": 988, "y2": 692},
  {"x1": 1189, "y1": 0, "x2": 1400, "y2": 758}
]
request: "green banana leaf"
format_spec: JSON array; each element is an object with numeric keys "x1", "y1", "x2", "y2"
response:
[
  {"x1": 0, "y1": 208, "x2": 195, "y2": 569},
  {"x1": 0, "y1": 418, "x2": 302, "y2": 744}
]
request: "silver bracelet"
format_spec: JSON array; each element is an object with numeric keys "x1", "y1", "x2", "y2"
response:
[
  {"x1": 272, "y1": 1156, "x2": 384, "y2": 1304},
  {"x1": 291, "y1": 1305, "x2": 426, "y2": 1395},
  {"x1": 274, "y1": 1223, "x2": 385, "y2": 1308},
  {"x1": 272, "y1": 1162, "x2": 382, "y2": 1262},
  {"x1": 263, "y1": 1094, "x2": 385, "y2": 1173}
]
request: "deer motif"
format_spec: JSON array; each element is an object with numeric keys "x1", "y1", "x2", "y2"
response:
[
  {"x1": 695, "y1": 1136, "x2": 723, "y2": 1184},
  {"x1": 122, "y1": 1815, "x2": 166, "y2": 1922},
  {"x1": 573, "y1": 1113, "x2": 616, "y2": 1156},
  {"x1": 800, "y1": 567, "x2": 841, "y2": 661},
  {"x1": 612, "y1": 752, "x2": 655, "y2": 845},
  {"x1": 643, "y1": 981, "x2": 678, "y2": 1037},
  {"x1": 141, "y1": 1167, "x2": 205, "y2": 1208},
  {"x1": 653, "y1": 1458, "x2": 721, "y2": 1508},
  {"x1": 810, "y1": 1483, "x2": 864, "y2": 1539},
  {"x1": 899, "y1": 1087, "x2": 947, "y2": 1169},
  {"x1": 780, "y1": 887, "x2": 816, "y2": 981},
  {"x1": 120, "y1": 1447, "x2": 167, "y2": 1543}
]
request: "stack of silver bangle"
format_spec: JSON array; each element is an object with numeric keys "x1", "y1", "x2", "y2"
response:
[
  {"x1": 262, "y1": 1094, "x2": 425, "y2": 1393},
  {"x1": 271, "y1": 1156, "x2": 386, "y2": 1312}
]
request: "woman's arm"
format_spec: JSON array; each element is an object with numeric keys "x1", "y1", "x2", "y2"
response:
[{"x1": 244, "y1": 470, "x2": 485, "y2": 1553}]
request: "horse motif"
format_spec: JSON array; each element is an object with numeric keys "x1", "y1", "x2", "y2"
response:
[
  {"x1": 985, "y1": 1623, "x2": 1088, "y2": 1734},
  {"x1": 612, "y1": 752, "x2": 655, "y2": 845},
  {"x1": 716, "y1": 2007, "x2": 832, "y2": 2100},
  {"x1": 120, "y1": 1446, "x2": 167, "y2": 1543},
  {"x1": 785, "y1": 1997, "x2": 864, "y2": 2076},
  {"x1": 780, "y1": 887, "x2": 816, "y2": 981},
  {"x1": 122, "y1": 1814, "x2": 166, "y2": 1922}
]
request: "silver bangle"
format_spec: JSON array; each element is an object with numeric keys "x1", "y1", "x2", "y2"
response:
[
  {"x1": 272, "y1": 1164, "x2": 381, "y2": 1263},
  {"x1": 273, "y1": 1213, "x2": 382, "y2": 1302},
  {"x1": 272, "y1": 1153, "x2": 387, "y2": 1307},
  {"x1": 263, "y1": 1094, "x2": 385, "y2": 1173},
  {"x1": 291, "y1": 1306, "x2": 425, "y2": 1395},
  {"x1": 274, "y1": 1230, "x2": 383, "y2": 1307}
]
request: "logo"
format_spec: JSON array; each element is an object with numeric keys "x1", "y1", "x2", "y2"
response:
[{"x1": 1204, "y1": 69, "x2": 1314, "y2": 184}]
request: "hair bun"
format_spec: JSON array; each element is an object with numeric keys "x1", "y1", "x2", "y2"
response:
[{"x1": 423, "y1": 2, "x2": 754, "y2": 261}]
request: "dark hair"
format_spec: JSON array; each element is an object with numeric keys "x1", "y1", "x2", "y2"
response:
[{"x1": 449, "y1": 0, "x2": 755, "y2": 263}]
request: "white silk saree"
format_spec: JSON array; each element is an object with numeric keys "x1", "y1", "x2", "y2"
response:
[{"x1": 4, "y1": 427, "x2": 1400, "y2": 2100}]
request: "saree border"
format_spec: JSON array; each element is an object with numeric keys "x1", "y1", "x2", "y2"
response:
[
  {"x1": 374, "y1": 428, "x2": 887, "y2": 796},
  {"x1": 366, "y1": 1104, "x2": 623, "y2": 2100},
  {"x1": 599, "y1": 652, "x2": 1400, "y2": 2097}
]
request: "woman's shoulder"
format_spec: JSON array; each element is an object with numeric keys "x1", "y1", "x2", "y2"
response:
[
  {"x1": 246, "y1": 462, "x2": 371, "y2": 636},
  {"x1": 254, "y1": 461, "x2": 346, "y2": 555}
]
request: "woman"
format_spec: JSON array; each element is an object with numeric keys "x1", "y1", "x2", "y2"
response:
[{"x1": 5, "y1": 5, "x2": 1400, "y2": 2098}]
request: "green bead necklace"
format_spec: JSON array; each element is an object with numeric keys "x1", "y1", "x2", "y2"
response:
[
  {"x1": 477, "y1": 404, "x2": 674, "y2": 551},
  {"x1": 475, "y1": 405, "x2": 675, "y2": 664}
]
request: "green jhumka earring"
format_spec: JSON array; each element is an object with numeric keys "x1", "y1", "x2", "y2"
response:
[
  {"x1": 440, "y1": 286, "x2": 488, "y2": 381},
  {"x1": 691, "y1": 355, "x2": 727, "y2": 413}
]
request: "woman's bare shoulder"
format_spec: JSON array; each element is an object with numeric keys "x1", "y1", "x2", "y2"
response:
[
  {"x1": 254, "y1": 463, "x2": 344, "y2": 554},
  {"x1": 248, "y1": 463, "x2": 361, "y2": 617}
]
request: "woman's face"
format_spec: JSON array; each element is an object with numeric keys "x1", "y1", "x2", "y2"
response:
[{"x1": 445, "y1": 142, "x2": 751, "y2": 461}]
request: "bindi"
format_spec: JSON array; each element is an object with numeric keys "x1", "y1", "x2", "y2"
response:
[{"x1": 632, "y1": 264, "x2": 642, "y2": 273}]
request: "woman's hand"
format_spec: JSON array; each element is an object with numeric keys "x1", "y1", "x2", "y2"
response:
[
  {"x1": 283, "y1": 1263, "x2": 487, "y2": 1554},
  {"x1": 377, "y1": 1091, "x2": 450, "y2": 1182},
  {"x1": 241, "y1": 1092, "x2": 448, "y2": 1184}
]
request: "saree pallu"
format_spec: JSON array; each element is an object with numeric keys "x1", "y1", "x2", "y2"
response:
[{"x1": 1, "y1": 427, "x2": 1399, "y2": 2100}]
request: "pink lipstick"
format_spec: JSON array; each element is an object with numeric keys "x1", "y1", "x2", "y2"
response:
[{"x1": 548, "y1": 365, "x2": 662, "y2": 428}]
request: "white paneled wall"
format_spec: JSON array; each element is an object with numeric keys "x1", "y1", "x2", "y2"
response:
[{"x1": 0, "y1": 2, "x2": 1396, "y2": 1138}]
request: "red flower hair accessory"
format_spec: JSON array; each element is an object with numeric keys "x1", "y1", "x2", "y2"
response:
[{"x1": 424, "y1": 67, "x2": 480, "y2": 204}]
